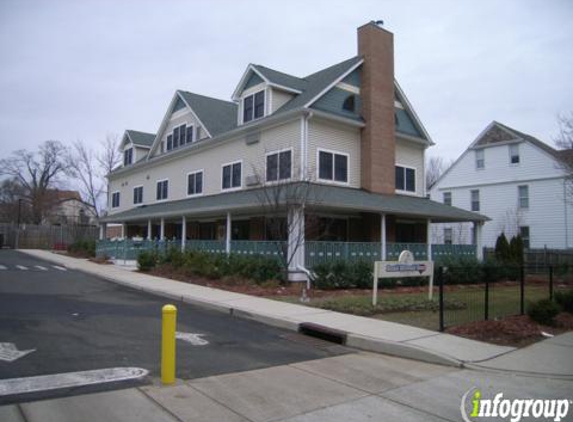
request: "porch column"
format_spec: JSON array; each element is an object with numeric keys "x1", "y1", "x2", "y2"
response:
[
  {"x1": 181, "y1": 216, "x2": 187, "y2": 252},
  {"x1": 427, "y1": 218, "x2": 432, "y2": 261},
  {"x1": 121, "y1": 223, "x2": 126, "y2": 239},
  {"x1": 288, "y1": 206, "x2": 306, "y2": 282},
  {"x1": 99, "y1": 223, "x2": 106, "y2": 240},
  {"x1": 475, "y1": 221, "x2": 484, "y2": 261},
  {"x1": 225, "y1": 212, "x2": 231, "y2": 255},
  {"x1": 160, "y1": 218, "x2": 165, "y2": 240},
  {"x1": 380, "y1": 213, "x2": 386, "y2": 260},
  {"x1": 147, "y1": 219, "x2": 152, "y2": 240}
]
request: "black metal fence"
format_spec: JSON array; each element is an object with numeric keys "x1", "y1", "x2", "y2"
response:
[{"x1": 437, "y1": 264, "x2": 573, "y2": 332}]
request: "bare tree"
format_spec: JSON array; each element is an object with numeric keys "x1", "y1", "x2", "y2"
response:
[
  {"x1": 0, "y1": 141, "x2": 69, "y2": 223},
  {"x1": 66, "y1": 141, "x2": 106, "y2": 218},
  {"x1": 554, "y1": 112, "x2": 573, "y2": 200},
  {"x1": 425, "y1": 156, "x2": 451, "y2": 190},
  {"x1": 250, "y1": 158, "x2": 323, "y2": 279},
  {"x1": 96, "y1": 134, "x2": 122, "y2": 215}
]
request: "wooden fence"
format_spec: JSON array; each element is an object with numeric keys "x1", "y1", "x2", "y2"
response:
[{"x1": 0, "y1": 223, "x2": 98, "y2": 249}]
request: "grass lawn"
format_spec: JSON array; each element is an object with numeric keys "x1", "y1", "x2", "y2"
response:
[{"x1": 274, "y1": 282, "x2": 551, "y2": 331}]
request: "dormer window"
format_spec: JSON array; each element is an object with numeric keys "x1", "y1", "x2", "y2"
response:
[
  {"x1": 123, "y1": 148, "x2": 133, "y2": 166},
  {"x1": 342, "y1": 95, "x2": 355, "y2": 112},
  {"x1": 166, "y1": 124, "x2": 190, "y2": 152},
  {"x1": 243, "y1": 90, "x2": 265, "y2": 123}
]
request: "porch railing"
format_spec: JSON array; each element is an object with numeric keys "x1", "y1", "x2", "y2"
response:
[
  {"x1": 96, "y1": 239, "x2": 476, "y2": 266},
  {"x1": 230, "y1": 240, "x2": 286, "y2": 259},
  {"x1": 185, "y1": 240, "x2": 226, "y2": 254}
]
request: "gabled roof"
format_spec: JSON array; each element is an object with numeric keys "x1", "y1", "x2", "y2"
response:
[
  {"x1": 251, "y1": 64, "x2": 307, "y2": 92},
  {"x1": 276, "y1": 56, "x2": 363, "y2": 115},
  {"x1": 431, "y1": 121, "x2": 568, "y2": 189},
  {"x1": 178, "y1": 91, "x2": 238, "y2": 137},
  {"x1": 126, "y1": 130, "x2": 155, "y2": 148}
]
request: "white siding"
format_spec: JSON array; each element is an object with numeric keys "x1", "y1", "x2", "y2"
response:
[
  {"x1": 108, "y1": 119, "x2": 301, "y2": 214},
  {"x1": 395, "y1": 137, "x2": 425, "y2": 197},
  {"x1": 430, "y1": 139, "x2": 572, "y2": 249},
  {"x1": 437, "y1": 141, "x2": 563, "y2": 189},
  {"x1": 133, "y1": 147, "x2": 149, "y2": 162},
  {"x1": 271, "y1": 89, "x2": 294, "y2": 113},
  {"x1": 307, "y1": 118, "x2": 361, "y2": 188}
]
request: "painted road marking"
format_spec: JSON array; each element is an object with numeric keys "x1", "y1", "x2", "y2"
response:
[
  {"x1": 0, "y1": 265, "x2": 6, "y2": 270},
  {"x1": 34, "y1": 265, "x2": 48, "y2": 271},
  {"x1": 16, "y1": 265, "x2": 28, "y2": 270},
  {"x1": 176, "y1": 332, "x2": 209, "y2": 346},
  {"x1": 52, "y1": 265, "x2": 67, "y2": 271},
  {"x1": 0, "y1": 367, "x2": 149, "y2": 397},
  {"x1": 0, "y1": 343, "x2": 36, "y2": 362}
]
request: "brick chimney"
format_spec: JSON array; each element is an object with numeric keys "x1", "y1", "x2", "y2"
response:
[{"x1": 358, "y1": 21, "x2": 395, "y2": 194}]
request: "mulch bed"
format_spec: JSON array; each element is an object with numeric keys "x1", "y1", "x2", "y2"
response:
[{"x1": 446, "y1": 313, "x2": 573, "y2": 347}]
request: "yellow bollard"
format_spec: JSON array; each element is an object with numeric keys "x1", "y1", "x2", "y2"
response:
[{"x1": 161, "y1": 304, "x2": 177, "y2": 385}]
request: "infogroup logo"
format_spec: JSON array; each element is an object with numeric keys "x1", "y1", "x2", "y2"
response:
[{"x1": 461, "y1": 388, "x2": 571, "y2": 422}]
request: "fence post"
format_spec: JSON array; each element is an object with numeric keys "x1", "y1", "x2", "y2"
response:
[
  {"x1": 549, "y1": 265, "x2": 554, "y2": 301},
  {"x1": 520, "y1": 265, "x2": 525, "y2": 315},
  {"x1": 484, "y1": 275, "x2": 489, "y2": 321},
  {"x1": 438, "y1": 266, "x2": 445, "y2": 332}
]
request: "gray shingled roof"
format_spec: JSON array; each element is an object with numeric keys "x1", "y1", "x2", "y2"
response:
[
  {"x1": 275, "y1": 56, "x2": 363, "y2": 115},
  {"x1": 178, "y1": 91, "x2": 238, "y2": 137},
  {"x1": 251, "y1": 64, "x2": 307, "y2": 91},
  {"x1": 101, "y1": 183, "x2": 488, "y2": 223},
  {"x1": 126, "y1": 130, "x2": 155, "y2": 147}
]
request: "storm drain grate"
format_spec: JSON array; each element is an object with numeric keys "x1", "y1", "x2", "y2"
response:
[{"x1": 297, "y1": 323, "x2": 347, "y2": 345}]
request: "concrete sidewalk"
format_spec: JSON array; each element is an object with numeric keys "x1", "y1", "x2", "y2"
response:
[
  {"x1": 19, "y1": 249, "x2": 519, "y2": 368},
  {"x1": 3, "y1": 352, "x2": 572, "y2": 422}
]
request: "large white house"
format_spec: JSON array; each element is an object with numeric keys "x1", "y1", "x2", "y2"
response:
[
  {"x1": 100, "y1": 22, "x2": 486, "y2": 279},
  {"x1": 430, "y1": 121, "x2": 573, "y2": 250}
]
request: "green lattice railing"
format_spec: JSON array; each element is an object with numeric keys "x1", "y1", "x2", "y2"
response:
[{"x1": 96, "y1": 239, "x2": 476, "y2": 265}]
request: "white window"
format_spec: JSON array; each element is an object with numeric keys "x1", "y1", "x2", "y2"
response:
[
  {"x1": 243, "y1": 90, "x2": 265, "y2": 123},
  {"x1": 156, "y1": 180, "x2": 169, "y2": 201},
  {"x1": 518, "y1": 185, "x2": 529, "y2": 209},
  {"x1": 111, "y1": 192, "x2": 120, "y2": 208},
  {"x1": 510, "y1": 144, "x2": 520, "y2": 164},
  {"x1": 318, "y1": 149, "x2": 348, "y2": 183},
  {"x1": 167, "y1": 134, "x2": 173, "y2": 151},
  {"x1": 443, "y1": 192, "x2": 452, "y2": 206},
  {"x1": 123, "y1": 148, "x2": 133, "y2": 166},
  {"x1": 266, "y1": 149, "x2": 292, "y2": 182},
  {"x1": 471, "y1": 189, "x2": 480, "y2": 211},
  {"x1": 395, "y1": 165, "x2": 416, "y2": 192},
  {"x1": 133, "y1": 186, "x2": 143, "y2": 205},
  {"x1": 222, "y1": 161, "x2": 242, "y2": 190},
  {"x1": 186, "y1": 125, "x2": 194, "y2": 144},
  {"x1": 444, "y1": 228, "x2": 453, "y2": 245},
  {"x1": 475, "y1": 149, "x2": 485, "y2": 169},
  {"x1": 187, "y1": 170, "x2": 203, "y2": 196}
]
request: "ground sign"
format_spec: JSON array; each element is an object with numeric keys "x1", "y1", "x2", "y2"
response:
[{"x1": 372, "y1": 250, "x2": 434, "y2": 305}]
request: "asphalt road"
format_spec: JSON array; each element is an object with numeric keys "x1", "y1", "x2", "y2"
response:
[{"x1": 0, "y1": 250, "x2": 348, "y2": 385}]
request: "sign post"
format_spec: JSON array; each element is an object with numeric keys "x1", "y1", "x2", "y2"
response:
[{"x1": 372, "y1": 250, "x2": 434, "y2": 306}]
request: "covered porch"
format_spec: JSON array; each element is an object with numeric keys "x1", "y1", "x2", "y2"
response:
[{"x1": 98, "y1": 183, "x2": 488, "y2": 280}]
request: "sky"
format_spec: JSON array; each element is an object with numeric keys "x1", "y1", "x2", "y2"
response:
[{"x1": 0, "y1": 0, "x2": 572, "y2": 166}]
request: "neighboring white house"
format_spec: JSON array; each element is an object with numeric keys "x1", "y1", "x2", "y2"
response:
[
  {"x1": 100, "y1": 22, "x2": 486, "y2": 279},
  {"x1": 430, "y1": 121, "x2": 573, "y2": 250}
]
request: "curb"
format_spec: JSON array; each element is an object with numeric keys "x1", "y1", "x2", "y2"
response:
[{"x1": 19, "y1": 250, "x2": 465, "y2": 368}]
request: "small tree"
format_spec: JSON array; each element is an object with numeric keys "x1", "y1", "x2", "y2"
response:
[
  {"x1": 509, "y1": 235, "x2": 524, "y2": 264},
  {"x1": 554, "y1": 112, "x2": 573, "y2": 201},
  {"x1": 495, "y1": 232, "x2": 511, "y2": 263}
]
